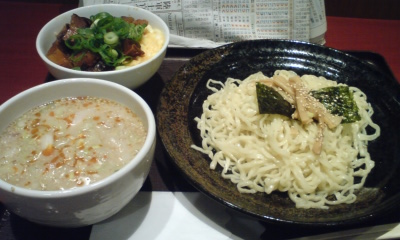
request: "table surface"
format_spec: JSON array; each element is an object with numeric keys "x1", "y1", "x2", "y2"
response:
[{"x1": 0, "y1": 1, "x2": 400, "y2": 240}]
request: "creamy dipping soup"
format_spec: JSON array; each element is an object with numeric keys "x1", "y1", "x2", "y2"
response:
[{"x1": 0, "y1": 97, "x2": 147, "y2": 191}]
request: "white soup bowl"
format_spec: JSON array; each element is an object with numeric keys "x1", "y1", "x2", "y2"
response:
[{"x1": 0, "y1": 78, "x2": 156, "y2": 227}]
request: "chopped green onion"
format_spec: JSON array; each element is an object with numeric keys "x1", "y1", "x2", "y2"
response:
[
  {"x1": 90, "y1": 19, "x2": 100, "y2": 28},
  {"x1": 63, "y1": 12, "x2": 148, "y2": 68},
  {"x1": 111, "y1": 49, "x2": 118, "y2": 58},
  {"x1": 69, "y1": 52, "x2": 85, "y2": 62},
  {"x1": 104, "y1": 32, "x2": 119, "y2": 45},
  {"x1": 115, "y1": 66, "x2": 128, "y2": 70},
  {"x1": 90, "y1": 12, "x2": 113, "y2": 22},
  {"x1": 65, "y1": 35, "x2": 84, "y2": 50}
]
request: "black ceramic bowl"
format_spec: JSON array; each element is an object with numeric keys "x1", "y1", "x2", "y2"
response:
[{"x1": 156, "y1": 39, "x2": 400, "y2": 226}]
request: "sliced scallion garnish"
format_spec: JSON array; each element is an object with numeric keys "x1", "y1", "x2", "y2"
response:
[
  {"x1": 64, "y1": 12, "x2": 147, "y2": 68},
  {"x1": 104, "y1": 32, "x2": 119, "y2": 45}
]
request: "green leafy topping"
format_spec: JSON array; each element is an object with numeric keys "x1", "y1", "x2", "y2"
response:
[
  {"x1": 104, "y1": 32, "x2": 119, "y2": 45},
  {"x1": 64, "y1": 12, "x2": 147, "y2": 67},
  {"x1": 256, "y1": 83, "x2": 294, "y2": 117},
  {"x1": 311, "y1": 86, "x2": 361, "y2": 123}
]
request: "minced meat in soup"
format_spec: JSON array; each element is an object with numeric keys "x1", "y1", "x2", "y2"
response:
[{"x1": 0, "y1": 97, "x2": 147, "y2": 191}]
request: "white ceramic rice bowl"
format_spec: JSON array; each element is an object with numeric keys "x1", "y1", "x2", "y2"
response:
[{"x1": 36, "y1": 4, "x2": 169, "y2": 89}]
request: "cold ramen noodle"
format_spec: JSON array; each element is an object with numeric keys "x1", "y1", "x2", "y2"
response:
[
  {"x1": 191, "y1": 70, "x2": 380, "y2": 209},
  {"x1": 0, "y1": 97, "x2": 147, "y2": 191},
  {"x1": 46, "y1": 12, "x2": 164, "y2": 72}
]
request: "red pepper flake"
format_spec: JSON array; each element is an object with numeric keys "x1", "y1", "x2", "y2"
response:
[
  {"x1": 73, "y1": 156, "x2": 84, "y2": 167},
  {"x1": 63, "y1": 113, "x2": 75, "y2": 126},
  {"x1": 55, "y1": 162, "x2": 64, "y2": 168},
  {"x1": 50, "y1": 156, "x2": 59, "y2": 163},
  {"x1": 42, "y1": 144, "x2": 54, "y2": 156},
  {"x1": 31, "y1": 128, "x2": 39, "y2": 135},
  {"x1": 89, "y1": 157, "x2": 97, "y2": 164}
]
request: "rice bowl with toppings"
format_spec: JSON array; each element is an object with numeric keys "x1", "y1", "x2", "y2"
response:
[{"x1": 36, "y1": 4, "x2": 170, "y2": 89}]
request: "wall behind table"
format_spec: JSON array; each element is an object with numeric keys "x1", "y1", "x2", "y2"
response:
[
  {"x1": 325, "y1": 0, "x2": 400, "y2": 20},
  {"x1": 2, "y1": 0, "x2": 398, "y2": 20}
]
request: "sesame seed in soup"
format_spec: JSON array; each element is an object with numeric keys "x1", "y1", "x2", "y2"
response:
[{"x1": 0, "y1": 97, "x2": 147, "y2": 191}]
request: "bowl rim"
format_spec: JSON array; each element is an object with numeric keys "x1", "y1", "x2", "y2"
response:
[
  {"x1": 35, "y1": 4, "x2": 170, "y2": 76},
  {"x1": 156, "y1": 38, "x2": 400, "y2": 226},
  {"x1": 0, "y1": 78, "x2": 156, "y2": 198}
]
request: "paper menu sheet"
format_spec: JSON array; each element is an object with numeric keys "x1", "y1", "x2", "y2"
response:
[{"x1": 82, "y1": 0, "x2": 327, "y2": 48}]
